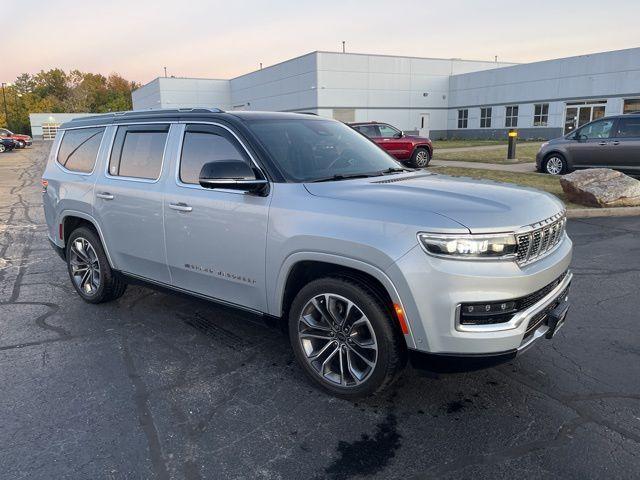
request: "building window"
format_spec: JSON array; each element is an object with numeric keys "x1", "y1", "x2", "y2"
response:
[
  {"x1": 480, "y1": 108, "x2": 492, "y2": 128},
  {"x1": 623, "y1": 99, "x2": 640, "y2": 114},
  {"x1": 457, "y1": 109, "x2": 468, "y2": 129},
  {"x1": 505, "y1": 106, "x2": 518, "y2": 127},
  {"x1": 534, "y1": 104, "x2": 549, "y2": 126},
  {"x1": 42, "y1": 123, "x2": 60, "y2": 140},
  {"x1": 333, "y1": 109, "x2": 355, "y2": 123}
]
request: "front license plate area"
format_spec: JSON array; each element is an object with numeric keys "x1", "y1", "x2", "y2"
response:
[{"x1": 545, "y1": 301, "x2": 570, "y2": 339}]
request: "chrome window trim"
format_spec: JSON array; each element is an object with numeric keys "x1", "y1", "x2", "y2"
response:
[
  {"x1": 455, "y1": 271, "x2": 572, "y2": 333},
  {"x1": 104, "y1": 123, "x2": 172, "y2": 184},
  {"x1": 173, "y1": 121, "x2": 271, "y2": 196},
  {"x1": 53, "y1": 126, "x2": 108, "y2": 177}
]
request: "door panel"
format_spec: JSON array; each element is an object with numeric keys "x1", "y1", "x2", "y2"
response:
[
  {"x1": 163, "y1": 124, "x2": 270, "y2": 311},
  {"x1": 567, "y1": 118, "x2": 615, "y2": 168},
  {"x1": 611, "y1": 117, "x2": 640, "y2": 173},
  {"x1": 377, "y1": 124, "x2": 410, "y2": 159},
  {"x1": 93, "y1": 124, "x2": 172, "y2": 283}
]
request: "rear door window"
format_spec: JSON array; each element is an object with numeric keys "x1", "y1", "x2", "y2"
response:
[
  {"x1": 109, "y1": 125, "x2": 169, "y2": 180},
  {"x1": 57, "y1": 127, "x2": 105, "y2": 173},
  {"x1": 179, "y1": 124, "x2": 251, "y2": 185},
  {"x1": 615, "y1": 118, "x2": 640, "y2": 138}
]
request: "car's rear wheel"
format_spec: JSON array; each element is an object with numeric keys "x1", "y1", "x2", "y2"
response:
[
  {"x1": 17, "y1": 140, "x2": 25, "y2": 148},
  {"x1": 544, "y1": 154, "x2": 567, "y2": 175},
  {"x1": 288, "y1": 277, "x2": 406, "y2": 398},
  {"x1": 409, "y1": 147, "x2": 431, "y2": 168},
  {"x1": 66, "y1": 226, "x2": 127, "y2": 304}
]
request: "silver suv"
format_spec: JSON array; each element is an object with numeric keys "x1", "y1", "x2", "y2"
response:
[{"x1": 43, "y1": 109, "x2": 573, "y2": 398}]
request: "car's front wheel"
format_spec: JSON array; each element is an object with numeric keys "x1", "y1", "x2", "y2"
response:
[
  {"x1": 288, "y1": 277, "x2": 406, "y2": 398},
  {"x1": 17, "y1": 140, "x2": 25, "y2": 148},
  {"x1": 543, "y1": 153, "x2": 567, "y2": 175},
  {"x1": 0, "y1": 144, "x2": 5, "y2": 153},
  {"x1": 66, "y1": 226, "x2": 127, "y2": 304},
  {"x1": 409, "y1": 147, "x2": 431, "y2": 168}
]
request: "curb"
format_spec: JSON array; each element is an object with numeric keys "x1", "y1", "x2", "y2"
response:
[{"x1": 567, "y1": 206, "x2": 640, "y2": 218}]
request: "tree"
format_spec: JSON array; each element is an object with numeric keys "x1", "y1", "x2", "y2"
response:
[{"x1": 0, "y1": 69, "x2": 139, "y2": 134}]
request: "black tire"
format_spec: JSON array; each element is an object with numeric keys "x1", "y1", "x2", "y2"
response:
[
  {"x1": 409, "y1": 147, "x2": 431, "y2": 168},
  {"x1": 17, "y1": 140, "x2": 25, "y2": 148},
  {"x1": 66, "y1": 226, "x2": 127, "y2": 304},
  {"x1": 0, "y1": 144, "x2": 5, "y2": 153},
  {"x1": 543, "y1": 153, "x2": 568, "y2": 175},
  {"x1": 288, "y1": 277, "x2": 406, "y2": 399}
]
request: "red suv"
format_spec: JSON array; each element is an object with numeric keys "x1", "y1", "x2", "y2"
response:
[
  {"x1": 0, "y1": 128, "x2": 32, "y2": 148},
  {"x1": 350, "y1": 122, "x2": 432, "y2": 167}
]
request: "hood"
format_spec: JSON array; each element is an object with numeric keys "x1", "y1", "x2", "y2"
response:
[{"x1": 304, "y1": 172, "x2": 563, "y2": 233}]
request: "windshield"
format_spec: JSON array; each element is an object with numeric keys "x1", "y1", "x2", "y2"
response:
[{"x1": 245, "y1": 118, "x2": 404, "y2": 182}]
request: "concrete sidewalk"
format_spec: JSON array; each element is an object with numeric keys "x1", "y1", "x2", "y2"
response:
[{"x1": 430, "y1": 159, "x2": 537, "y2": 172}]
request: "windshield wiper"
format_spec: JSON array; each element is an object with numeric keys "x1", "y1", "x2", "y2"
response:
[
  {"x1": 311, "y1": 172, "x2": 382, "y2": 183},
  {"x1": 378, "y1": 167, "x2": 413, "y2": 175}
]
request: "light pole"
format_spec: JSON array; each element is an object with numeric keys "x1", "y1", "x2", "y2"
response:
[{"x1": 1, "y1": 83, "x2": 9, "y2": 130}]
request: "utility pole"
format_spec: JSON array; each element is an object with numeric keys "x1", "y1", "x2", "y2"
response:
[
  {"x1": 1, "y1": 83, "x2": 9, "y2": 130},
  {"x1": 260, "y1": 62, "x2": 263, "y2": 69},
  {"x1": 342, "y1": 41, "x2": 346, "y2": 53},
  {"x1": 163, "y1": 66, "x2": 168, "y2": 78}
]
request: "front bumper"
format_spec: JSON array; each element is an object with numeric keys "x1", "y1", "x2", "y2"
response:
[{"x1": 386, "y1": 234, "x2": 573, "y2": 356}]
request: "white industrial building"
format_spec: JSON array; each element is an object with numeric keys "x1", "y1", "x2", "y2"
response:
[
  {"x1": 29, "y1": 113, "x2": 94, "y2": 139},
  {"x1": 133, "y1": 47, "x2": 640, "y2": 140}
]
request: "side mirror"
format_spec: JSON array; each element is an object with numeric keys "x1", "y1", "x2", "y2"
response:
[
  {"x1": 394, "y1": 131, "x2": 404, "y2": 138},
  {"x1": 575, "y1": 133, "x2": 587, "y2": 142},
  {"x1": 198, "y1": 160, "x2": 268, "y2": 195}
]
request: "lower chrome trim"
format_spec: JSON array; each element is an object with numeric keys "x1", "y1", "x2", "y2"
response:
[{"x1": 456, "y1": 271, "x2": 573, "y2": 333}]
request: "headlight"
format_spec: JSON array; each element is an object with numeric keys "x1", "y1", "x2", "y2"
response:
[{"x1": 417, "y1": 233, "x2": 518, "y2": 260}]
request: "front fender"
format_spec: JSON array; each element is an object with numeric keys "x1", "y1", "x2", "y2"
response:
[{"x1": 269, "y1": 251, "x2": 417, "y2": 349}]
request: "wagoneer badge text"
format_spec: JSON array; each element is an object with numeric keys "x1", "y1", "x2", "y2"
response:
[{"x1": 184, "y1": 264, "x2": 257, "y2": 285}]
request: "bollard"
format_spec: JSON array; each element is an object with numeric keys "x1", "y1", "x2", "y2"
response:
[{"x1": 507, "y1": 129, "x2": 517, "y2": 160}]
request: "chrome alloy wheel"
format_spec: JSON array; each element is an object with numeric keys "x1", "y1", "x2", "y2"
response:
[
  {"x1": 414, "y1": 149, "x2": 429, "y2": 167},
  {"x1": 297, "y1": 293, "x2": 378, "y2": 387},
  {"x1": 69, "y1": 237, "x2": 101, "y2": 295},
  {"x1": 545, "y1": 156, "x2": 564, "y2": 175}
]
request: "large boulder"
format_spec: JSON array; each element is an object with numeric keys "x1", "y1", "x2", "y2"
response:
[{"x1": 560, "y1": 168, "x2": 640, "y2": 208}]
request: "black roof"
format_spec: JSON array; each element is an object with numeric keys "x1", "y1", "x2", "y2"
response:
[{"x1": 61, "y1": 108, "x2": 326, "y2": 129}]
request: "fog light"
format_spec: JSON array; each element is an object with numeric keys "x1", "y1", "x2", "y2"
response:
[{"x1": 460, "y1": 300, "x2": 517, "y2": 325}]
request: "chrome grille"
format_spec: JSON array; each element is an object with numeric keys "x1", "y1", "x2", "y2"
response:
[{"x1": 516, "y1": 212, "x2": 566, "y2": 266}]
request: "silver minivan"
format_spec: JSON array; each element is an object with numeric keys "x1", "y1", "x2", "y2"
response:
[{"x1": 43, "y1": 109, "x2": 573, "y2": 398}]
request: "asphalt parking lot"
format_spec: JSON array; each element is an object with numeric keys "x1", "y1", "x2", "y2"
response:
[{"x1": 1, "y1": 143, "x2": 639, "y2": 480}]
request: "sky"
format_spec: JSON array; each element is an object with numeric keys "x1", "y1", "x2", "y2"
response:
[{"x1": 3, "y1": 0, "x2": 639, "y2": 84}]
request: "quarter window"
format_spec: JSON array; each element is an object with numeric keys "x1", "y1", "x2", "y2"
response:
[
  {"x1": 480, "y1": 108, "x2": 492, "y2": 128},
  {"x1": 109, "y1": 125, "x2": 169, "y2": 180},
  {"x1": 534, "y1": 104, "x2": 549, "y2": 126},
  {"x1": 179, "y1": 125, "x2": 251, "y2": 185},
  {"x1": 56, "y1": 127, "x2": 105, "y2": 173},
  {"x1": 505, "y1": 106, "x2": 519, "y2": 127},
  {"x1": 457, "y1": 109, "x2": 468, "y2": 129}
]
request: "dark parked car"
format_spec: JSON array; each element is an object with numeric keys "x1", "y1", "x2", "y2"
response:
[
  {"x1": 537, "y1": 113, "x2": 640, "y2": 175},
  {"x1": 350, "y1": 122, "x2": 433, "y2": 168},
  {"x1": 0, "y1": 128, "x2": 32, "y2": 148},
  {"x1": 0, "y1": 137, "x2": 16, "y2": 153}
]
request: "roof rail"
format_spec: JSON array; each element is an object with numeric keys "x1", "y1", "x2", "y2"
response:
[{"x1": 70, "y1": 107, "x2": 224, "y2": 122}]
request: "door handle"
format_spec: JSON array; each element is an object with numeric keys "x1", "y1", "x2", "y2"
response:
[
  {"x1": 612, "y1": 141, "x2": 620, "y2": 146},
  {"x1": 96, "y1": 192, "x2": 114, "y2": 200},
  {"x1": 598, "y1": 141, "x2": 607, "y2": 146},
  {"x1": 169, "y1": 202, "x2": 193, "y2": 212}
]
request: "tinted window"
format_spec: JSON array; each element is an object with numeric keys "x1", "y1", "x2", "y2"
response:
[
  {"x1": 457, "y1": 109, "x2": 468, "y2": 129},
  {"x1": 577, "y1": 119, "x2": 614, "y2": 139},
  {"x1": 357, "y1": 125, "x2": 380, "y2": 138},
  {"x1": 246, "y1": 118, "x2": 400, "y2": 182},
  {"x1": 180, "y1": 125, "x2": 249, "y2": 184},
  {"x1": 109, "y1": 125, "x2": 169, "y2": 179},
  {"x1": 378, "y1": 124, "x2": 400, "y2": 137},
  {"x1": 616, "y1": 118, "x2": 640, "y2": 138},
  {"x1": 57, "y1": 127, "x2": 105, "y2": 173}
]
